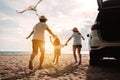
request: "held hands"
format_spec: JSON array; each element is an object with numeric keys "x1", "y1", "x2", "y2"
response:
[
  {"x1": 53, "y1": 35, "x2": 57, "y2": 38},
  {"x1": 49, "y1": 36, "x2": 52, "y2": 39},
  {"x1": 64, "y1": 42, "x2": 68, "y2": 46},
  {"x1": 50, "y1": 35, "x2": 56, "y2": 39}
]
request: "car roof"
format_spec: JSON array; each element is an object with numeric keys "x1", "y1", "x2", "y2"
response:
[{"x1": 97, "y1": 0, "x2": 120, "y2": 10}]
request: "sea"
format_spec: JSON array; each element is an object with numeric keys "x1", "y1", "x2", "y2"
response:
[
  {"x1": 0, "y1": 51, "x2": 89, "y2": 55},
  {"x1": 0, "y1": 51, "x2": 31, "y2": 55}
]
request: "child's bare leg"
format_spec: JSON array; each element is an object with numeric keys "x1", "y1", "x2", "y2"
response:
[
  {"x1": 55, "y1": 55, "x2": 59, "y2": 64},
  {"x1": 53, "y1": 54, "x2": 56, "y2": 63}
]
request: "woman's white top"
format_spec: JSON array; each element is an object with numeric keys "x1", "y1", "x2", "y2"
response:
[{"x1": 71, "y1": 32, "x2": 82, "y2": 45}]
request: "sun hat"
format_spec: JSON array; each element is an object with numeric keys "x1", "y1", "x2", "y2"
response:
[
  {"x1": 72, "y1": 27, "x2": 78, "y2": 32},
  {"x1": 39, "y1": 15, "x2": 47, "y2": 20}
]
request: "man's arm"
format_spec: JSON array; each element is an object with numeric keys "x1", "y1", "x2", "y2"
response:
[
  {"x1": 46, "y1": 27, "x2": 56, "y2": 37},
  {"x1": 26, "y1": 31, "x2": 34, "y2": 39}
]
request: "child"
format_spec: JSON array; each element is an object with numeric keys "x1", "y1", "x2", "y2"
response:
[{"x1": 50, "y1": 36, "x2": 66, "y2": 64}]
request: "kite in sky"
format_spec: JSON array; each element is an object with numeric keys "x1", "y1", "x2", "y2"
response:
[{"x1": 16, "y1": 0, "x2": 42, "y2": 16}]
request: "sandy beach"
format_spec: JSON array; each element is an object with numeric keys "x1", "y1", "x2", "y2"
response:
[{"x1": 0, "y1": 53, "x2": 120, "y2": 80}]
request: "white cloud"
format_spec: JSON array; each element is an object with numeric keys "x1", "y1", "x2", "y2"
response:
[
  {"x1": 0, "y1": 0, "x2": 98, "y2": 52},
  {"x1": 0, "y1": 12, "x2": 13, "y2": 21}
]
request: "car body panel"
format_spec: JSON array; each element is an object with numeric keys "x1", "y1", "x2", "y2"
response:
[{"x1": 88, "y1": 0, "x2": 120, "y2": 65}]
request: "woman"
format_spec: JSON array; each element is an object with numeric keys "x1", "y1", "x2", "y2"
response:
[{"x1": 65, "y1": 27, "x2": 85, "y2": 65}]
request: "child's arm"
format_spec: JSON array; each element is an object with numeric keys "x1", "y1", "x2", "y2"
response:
[{"x1": 49, "y1": 36, "x2": 53, "y2": 45}]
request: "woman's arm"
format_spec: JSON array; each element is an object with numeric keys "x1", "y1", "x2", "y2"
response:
[
  {"x1": 65, "y1": 37, "x2": 72, "y2": 45},
  {"x1": 81, "y1": 35, "x2": 85, "y2": 40},
  {"x1": 80, "y1": 33, "x2": 85, "y2": 40}
]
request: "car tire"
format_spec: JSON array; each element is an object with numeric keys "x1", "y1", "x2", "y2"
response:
[{"x1": 89, "y1": 50, "x2": 100, "y2": 66}]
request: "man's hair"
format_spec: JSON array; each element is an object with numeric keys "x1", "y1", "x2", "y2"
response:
[{"x1": 39, "y1": 19, "x2": 47, "y2": 22}]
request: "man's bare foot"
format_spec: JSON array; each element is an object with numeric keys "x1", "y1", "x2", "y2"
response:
[{"x1": 28, "y1": 61, "x2": 33, "y2": 70}]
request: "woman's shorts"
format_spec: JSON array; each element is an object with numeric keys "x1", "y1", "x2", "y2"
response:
[{"x1": 73, "y1": 45, "x2": 82, "y2": 48}]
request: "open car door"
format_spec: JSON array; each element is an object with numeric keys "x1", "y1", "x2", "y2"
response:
[{"x1": 97, "y1": 0, "x2": 103, "y2": 10}]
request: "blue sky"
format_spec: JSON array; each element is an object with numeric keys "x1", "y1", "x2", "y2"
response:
[{"x1": 0, "y1": 0, "x2": 98, "y2": 53}]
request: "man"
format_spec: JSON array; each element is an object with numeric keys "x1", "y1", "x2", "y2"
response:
[{"x1": 26, "y1": 15, "x2": 56, "y2": 70}]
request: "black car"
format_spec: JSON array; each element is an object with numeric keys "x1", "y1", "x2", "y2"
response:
[{"x1": 88, "y1": 0, "x2": 120, "y2": 65}]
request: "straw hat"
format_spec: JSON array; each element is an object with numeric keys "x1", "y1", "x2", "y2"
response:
[{"x1": 39, "y1": 15, "x2": 47, "y2": 20}]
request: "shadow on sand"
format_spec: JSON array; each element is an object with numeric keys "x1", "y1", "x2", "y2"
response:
[
  {"x1": 43, "y1": 63, "x2": 79, "y2": 78},
  {"x1": 86, "y1": 60, "x2": 120, "y2": 80}
]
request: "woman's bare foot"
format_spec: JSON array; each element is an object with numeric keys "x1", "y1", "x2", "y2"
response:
[
  {"x1": 74, "y1": 61, "x2": 77, "y2": 64},
  {"x1": 78, "y1": 61, "x2": 81, "y2": 65}
]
